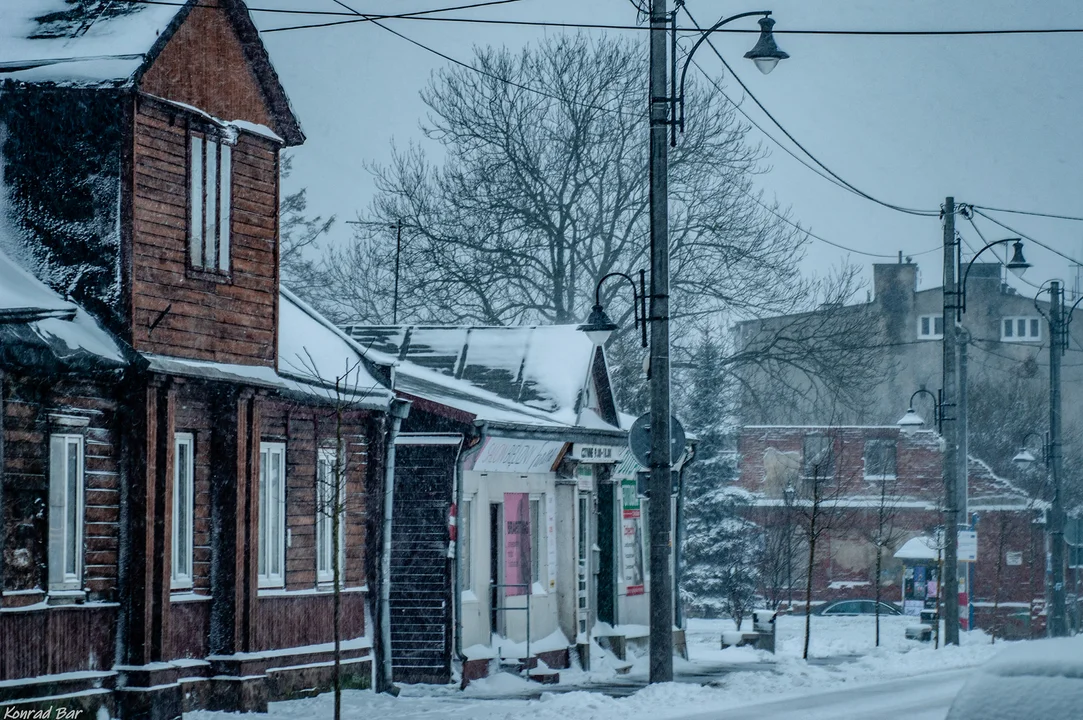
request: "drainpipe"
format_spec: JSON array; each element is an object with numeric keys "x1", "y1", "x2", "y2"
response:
[
  {"x1": 379, "y1": 397, "x2": 412, "y2": 695},
  {"x1": 454, "y1": 421, "x2": 488, "y2": 663},
  {"x1": 673, "y1": 443, "x2": 696, "y2": 633}
]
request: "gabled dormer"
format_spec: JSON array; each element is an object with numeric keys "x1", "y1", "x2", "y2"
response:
[{"x1": 0, "y1": 0, "x2": 302, "y2": 368}]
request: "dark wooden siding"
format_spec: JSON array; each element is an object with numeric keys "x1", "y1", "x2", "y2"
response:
[
  {"x1": 130, "y1": 97, "x2": 279, "y2": 367},
  {"x1": 2, "y1": 377, "x2": 121, "y2": 599},
  {"x1": 254, "y1": 592, "x2": 366, "y2": 652},
  {"x1": 0, "y1": 604, "x2": 116, "y2": 681},
  {"x1": 139, "y1": 3, "x2": 278, "y2": 134},
  {"x1": 389, "y1": 444, "x2": 455, "y2": 684}
]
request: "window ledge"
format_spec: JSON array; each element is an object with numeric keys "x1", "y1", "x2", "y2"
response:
[
  {"x1": 46, "y1": 589, "x2": 87, "y2": 606},
  {"x1": 186, "y1": 267, "x2": 232, "y2": 284}
]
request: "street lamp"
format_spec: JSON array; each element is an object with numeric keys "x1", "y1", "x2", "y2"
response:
[
  {"x1": 958, "y1": 237, "x2": 1030, "y2": 319},
  {"x1": 1012, "y1": 432, "x2": 1047, "y2": 469},
  {"x1": 640, "y1": 0, "x2": 787, "y2": 682},
  {"x1": 897, "y1": 387, "x2": 943, "y2": 434},
  {"x1": 577, "y1": 270, "x2": 647, "y2": 348}
]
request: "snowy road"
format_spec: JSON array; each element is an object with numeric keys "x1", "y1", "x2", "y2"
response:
[{"x1": 677, "y1": 668, "x2": 972, "y2": 720}]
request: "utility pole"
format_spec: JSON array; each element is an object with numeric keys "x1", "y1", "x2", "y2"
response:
[
  {"x1": 1048, "y1": 281, "x2": 1068, "y2": 637},
  {"x1": 392, "y1": 221, "x2": 403, "y2": 324},
  {"x1": 647, "y1": 0, "x2": 674, "y2": 683},
  {"x1": 941, "y1": 197, "x2": 960, "y2": 645},
  {"x1": 958, "y1": 329, "x2": 970, "y2": 630}
]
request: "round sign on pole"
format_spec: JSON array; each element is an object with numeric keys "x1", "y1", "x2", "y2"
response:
[{"x1": 628, "y1": 412, "x2": 686, "y2": 467}]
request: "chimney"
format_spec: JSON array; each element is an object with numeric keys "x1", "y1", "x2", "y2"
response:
[{"x1": 873, "y1": 262, "x2": 918, "y2": 308}]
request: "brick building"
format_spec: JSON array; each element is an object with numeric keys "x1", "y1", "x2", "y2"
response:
[
  {"x1": 736, "y1": 425, "x2": 1051, "y2": 637},
  {"x1": 0, "y1": 3, "x2": 397, "y2": 718}
]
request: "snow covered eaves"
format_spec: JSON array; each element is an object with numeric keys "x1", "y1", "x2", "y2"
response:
[
  {"x1": 894, "y1": 535, "x2": 939, "y2": 560},
  {"x1": 141, "y1": 93, "x2": 285, "y2": 145},
  {"x1": 0, "y1": 246, "x2": 76, "y2": 322},
  {"x1": 144, "y1": 354, "x2": 391, "y2": 410}
]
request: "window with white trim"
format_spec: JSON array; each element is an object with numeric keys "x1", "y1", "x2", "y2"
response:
[
  {"x1": 917, "y1": 314, "x2": 943, "y2": 340},
  {"x1": 530, "y1": 495, "x2": 544, "y2": 588},
  {"x1": 1002, "y1": 316, "x2": 1041, "y2": 342},
  {"x1": 864, "y1": 438, "x2": 897, "y2": 479},
  {"x1": 172, "y1": 433, "x2": 195, "y2": 589},
  {"x1": 258, "y1": 442, "x2": 286, "y2": 588},
  {"x1": 316, "y1": 448, "x2": 345, "y2": 584},
  {"x1": 188, "y1": 132, "x2": 232, "y2": 273},
  {"x1": 460, "y1": 497, "x2": 473, "y2": 593},
  {"x1": 48, "y1": 434, "x2": 84, "y2": 591}
]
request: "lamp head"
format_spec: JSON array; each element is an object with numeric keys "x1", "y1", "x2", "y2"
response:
[
  {"x1": 744, "y1": 16, "x2": 790, "y2": 75},
  {"x1": 577, "y1": 304, "x2": 618, "y2": 346},
  {"x1": 1012, "y1": 448, "x2": 1037, "y2": 466},
  {"x1": 1005, "y1": 239, "x2": 1030, "y2": 278},
  {"x1": 897, "y1": 407, "x2": 925, "y2": 433}
]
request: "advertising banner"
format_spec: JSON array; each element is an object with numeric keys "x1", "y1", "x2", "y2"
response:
[
  {"x1": 468, "y1": 438, "x2": 566, "y2": 473},
  {"x1": 621, "y1": 479, "x2": 645, "y2": 595},
  {"x1": 504, "y1": 492, "x2": 531, "y2": 596}
]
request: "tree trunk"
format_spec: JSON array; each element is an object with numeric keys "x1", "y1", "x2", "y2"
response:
[
  {"x1": 875, "y1": 545, "x2": 883, "y2": 647},
  {"x1": 803, "y1": 528, "x2": 816, "y2": 660}
]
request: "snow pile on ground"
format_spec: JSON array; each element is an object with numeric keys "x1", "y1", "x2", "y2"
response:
[{"x1": 189, "y1": 615, "x2": 1005, "y2": 720}]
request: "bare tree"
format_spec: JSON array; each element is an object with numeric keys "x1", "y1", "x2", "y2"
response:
[
  {"x1": 286, "y1": 352, "x2": 380, "y2": 720},
  {"x1": 279, "y1": 154, "x2": 336, "y2": 304},
  {"x1": 322, "y1": 36, "x2": 863, "y2": 349},
  {"x1": 865, "y1": 468, "x2": 905, "y2": 647}
]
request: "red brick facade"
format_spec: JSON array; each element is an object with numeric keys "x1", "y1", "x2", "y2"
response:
[{"x1": 736, "y1": 426, "x2": 1049, "y2": 637}]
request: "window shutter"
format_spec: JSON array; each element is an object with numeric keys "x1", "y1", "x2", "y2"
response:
[{"x1": 48, "y1": 435, "x2": 66, "y2": 587}]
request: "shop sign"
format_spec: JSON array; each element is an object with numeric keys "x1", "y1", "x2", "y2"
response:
[
  {"x1": 958, "y1": 531, "x2": 978, "y2": 562},
  {"x1": 469, "y1": 437, "x2": 566, "y2": 473},
  {"x1": 570, "y1": 444, "x2": 620, "y2": 463},
  {"x1": 621, "y1": 479, "x2": 645, "y2": 596},
  {"x1": 503, "y1": 492, "x2": 531, "y2": 596},
  {"x1": 577, "y1": 464, "x2": 594, "y2": 491}
]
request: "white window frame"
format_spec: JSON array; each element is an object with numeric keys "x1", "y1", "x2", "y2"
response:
[
  {"x1": 188, "y1": 131, "x2": 232, "y2": 274},
  {"x1": 917, "y1": 314, "x2": 944, "y2": 340},
  {"x1": 1001, "y1": 316, "x2": 1041, "y2": 342},
  {"x1": 863, "y1": 438, "x2": 897, "y2": 480},
  {"x1": 48, "y1": 434, "x2": 85, "y2": 591},
  {"x1": 316, "y1": 447, "x2": 346, "y2": 585},
  {"x1": 460, "y1": 496, "x2": 473, "y2": 593},
  {"x1": 258, "y1": 442, "x2": 287, "y2": 588},
  {"x1": 172, "y1": 433, "x2": 195, "y2": 589}
]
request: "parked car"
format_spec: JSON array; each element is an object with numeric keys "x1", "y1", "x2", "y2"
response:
[
  {"x1": 946, "y1": 635, "x2": 1083, "y2": 720},
  {"x1": 811, "y1": 600, "x2": 902, "y2": 616}
]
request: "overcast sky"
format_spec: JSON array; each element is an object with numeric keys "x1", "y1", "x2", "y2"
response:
[{"x1": 255, "y1": 0, "x2": 1083, "y2": 306}]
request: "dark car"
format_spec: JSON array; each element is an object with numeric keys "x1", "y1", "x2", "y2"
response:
[{"x1": 811, "y1": 600, "x2": 902, "y2": 616}]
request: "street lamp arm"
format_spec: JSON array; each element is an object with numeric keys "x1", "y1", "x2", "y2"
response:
[
  {"x1": 960, "y1": 238, "x2": 1025, "y2": 316},
  {"x1": 907, "y1": 387, "x2": 941, "y2": 430},
  {"x1": 675, "y1": 11, "x2": 771, "y2": 136},
  {"x1": 593, "y1": 270, "x2": 648, "y2": 348}
]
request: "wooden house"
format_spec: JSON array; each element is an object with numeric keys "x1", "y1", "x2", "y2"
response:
[{"x1": 0, "y1": 3, "x2": 394, "y2": 718}]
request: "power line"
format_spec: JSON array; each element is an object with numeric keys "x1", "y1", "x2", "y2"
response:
[
  {"x1": 315, "y1": 0, "x2": 636, "y2": 118},
  {"x1": 258, "y1": 0, "x2": 524, "y2": 33},
  {"x1": 970, "y1": 205, "x2": 1083, "y2": 223},
  {"x1": 970, "y1": 208, "x2": 1082, "y2": 266},
  {"x1": 681, "y1": 5, "x2": 940, "y2": 219}
]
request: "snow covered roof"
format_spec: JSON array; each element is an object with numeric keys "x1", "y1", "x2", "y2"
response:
[
  {"x1": 894, "y1": 535, "x2": 939, "y2": 561},
  {"x1": 274, "y1": 288, "x2": 394, "y2": 409},
  {"x1": 0, "y1": 1, "x2": 304, "y2": 144},
  {"x1": 346, "y1": 324, "x2": 624, "y2": 434},
  {"x1": 0, "y1": 0, "x2": 182, "y2": 86},
  {"x1": 0, "y1": 246, "x2": 75, "y2": 322}
]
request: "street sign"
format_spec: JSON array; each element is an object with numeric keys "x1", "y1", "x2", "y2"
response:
[
  {"x1": 628, "y1": 413, "x2": 686, "y2": 468},
  {"x1": 958, "y1": 531, "x2": 978, "y2": 562}
]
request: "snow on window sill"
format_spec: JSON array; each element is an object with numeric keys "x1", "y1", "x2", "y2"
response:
[{"x1": 461, "y1": 590, "x2": 479, "y2": 604}]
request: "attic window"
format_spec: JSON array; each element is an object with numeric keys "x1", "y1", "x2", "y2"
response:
[{"x1": 188, "y1": 132, "x2": 232, "y2": 274}]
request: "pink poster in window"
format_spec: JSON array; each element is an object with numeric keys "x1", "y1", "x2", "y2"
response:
[{"x1": 503, "y1": 492, "x2": 531, "y2": 597}]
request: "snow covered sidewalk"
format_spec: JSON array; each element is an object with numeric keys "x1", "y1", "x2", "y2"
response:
[{"x1": 187, "y1": 616, "x2": 1003, "y2": 720}]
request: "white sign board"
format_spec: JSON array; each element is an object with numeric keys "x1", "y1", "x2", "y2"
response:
[
  {"x1": 546, "y1": 496, "x2": 558, "y2": 591},
  {"x1": 1006, "y1": 551, "x2": 1023, "y2": 566},
  {"x1": 468, "y1": 437, "x2": 566, "y2": 473},
  {"x1": 958, "y1": 531, "x2": 978, "y2": 563}
]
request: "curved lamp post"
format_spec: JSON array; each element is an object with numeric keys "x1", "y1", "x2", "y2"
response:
[
  {"x1": 1012, "y1": 431, "x2": 1048, "y2": 467},
  {"x1": 577, "y1": 270, "x2": 648, "y2": 348},
  {"x1": 897, "y1": 387, "x2": 943, "y2": 434},
  {"x1": 957, "y1": 238, "x2": 1030, "y2": 319}
]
